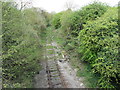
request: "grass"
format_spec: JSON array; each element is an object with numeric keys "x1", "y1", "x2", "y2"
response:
[
  {"x1": 47, "y1": 50, "x2": 55, "y2": 54},
  {"x1": 76, "y1": 63, "x2": 100, "y2": 88},
  {"x1": 66, "y1": 49, "x2": 100, "y2": 88},
  {"x1": 46, "y1": 45, "x2": 54, "y2": 49},
  {"x1": 21, "y1": 77, "x2": 33, "y2": 88}
]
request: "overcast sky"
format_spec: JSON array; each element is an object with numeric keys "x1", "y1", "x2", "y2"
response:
[
  {"x1": 15, "y1": 0, "x2": 119, "y2": 13},
  {"x1": 32, "y1": 0, "x2": 119, "y2": 13}
]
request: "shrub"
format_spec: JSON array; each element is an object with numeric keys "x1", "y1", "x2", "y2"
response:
[
  {"x1": 78, "y1": 7, "x2": 119, "y2": 88},
  {"x1": 59, "y1": 2, "x2": 109, "y2": 51},
  {"x1": 51, "y1": 12, "x2": 63, "y2": 29},
  {"x1": 2, "y1": 2, "x2": 48, "y2": 88}
]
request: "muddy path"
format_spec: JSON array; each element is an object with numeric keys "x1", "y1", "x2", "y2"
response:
[{"x1": 34, "y1": 40, "x2": 85, "y2": 88}]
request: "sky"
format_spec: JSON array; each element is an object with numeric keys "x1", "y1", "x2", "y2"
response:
[{"x1": 14, "y1": 0, "x2": 120, "y2": 13}]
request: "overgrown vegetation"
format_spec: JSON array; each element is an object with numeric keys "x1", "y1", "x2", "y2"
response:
[
  {"x1": 2, "y1": 1, "x2": 50, "y2": 88},
  {"x1": 1, "y1": 1, "x2": 119, "y2": 88},
  {"x1": 78, "y1": 7, "x2": 119, "y2": 88},
  {"x1": 52, "y1": 2, "x2": 119, "y2": 88}
]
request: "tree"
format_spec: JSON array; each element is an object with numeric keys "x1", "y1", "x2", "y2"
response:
[{"x1": 64, "y1": 1, "x2": 76, "y2": 11}]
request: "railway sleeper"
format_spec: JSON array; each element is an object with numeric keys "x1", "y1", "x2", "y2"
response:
[
  {"x1": 49, "y1": 64, "x2": 57, "y2": 67},
  {"x1": 47, "y1": 61, "x2": 56, "y2": 64},
  {"x1": 50, "y1": 73, "x2": 59, "y2": 77}
]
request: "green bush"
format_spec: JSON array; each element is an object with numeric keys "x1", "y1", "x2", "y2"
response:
[
  {"x1": 78, "y1": 7, "x2": 119, "y2": 88},
  {"x1": 59, "y1": 2, "x2": 109, "y2": 51},
  {"x1": 60, "y1": 10, "x2": 80, "y2": 38},
  {"x1": 80, "y1": 2, "x2": 109, "y2": 21},
  {"x1": 2, "y1": 2, "x2": 48, "y2": 88},
  {"x1": 51, "y1": 12, "x2": 63, "y2": 29}
]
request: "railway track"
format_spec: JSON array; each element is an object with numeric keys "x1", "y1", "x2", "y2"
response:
[
  {"x1": 46, "y1": 42, "x2": 66, "y2": 88},
  {"x1": 35, "y1": 40, "x2": 85, "y2": 88},
  {"x1": 46, "y1": 60, "x2": 65, "y2": 88}
]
